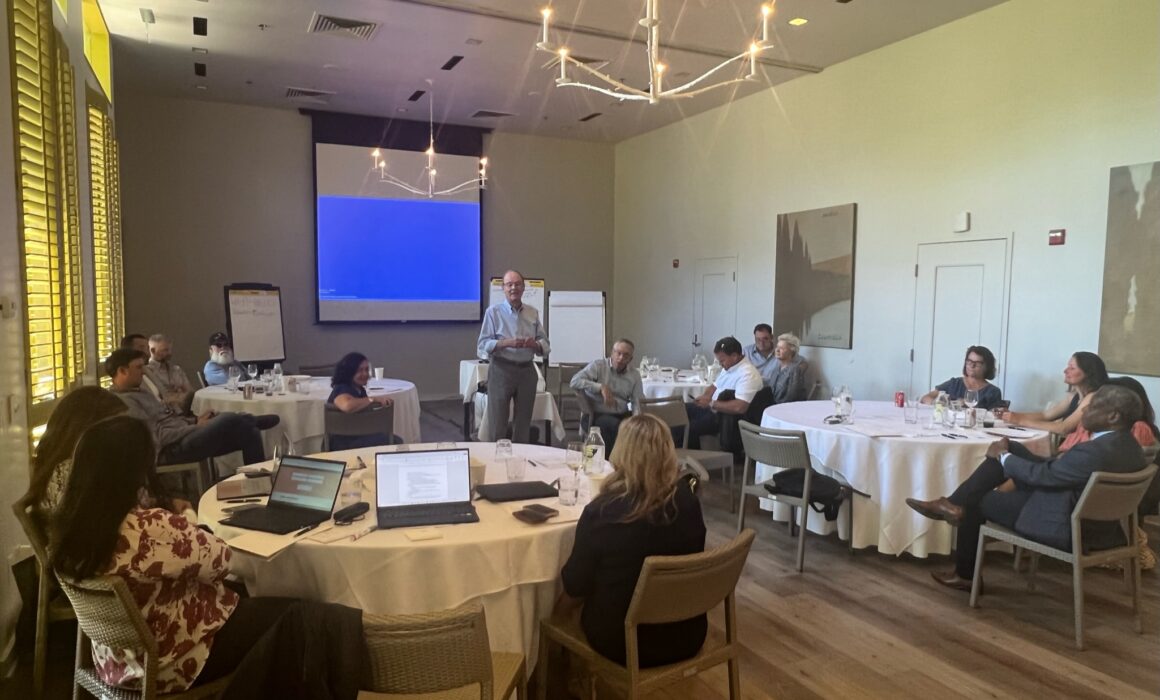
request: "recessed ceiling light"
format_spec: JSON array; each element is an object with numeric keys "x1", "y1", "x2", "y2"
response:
[
  {"x1": 465, "y1": 38, "x2": 482, "y2": 45},
  {"x1": 322, "y1": 63, "x2": 340, "y2": 70},
  {"x1": 788, "y1": 17, "x2": 808, "y2": 26},
  {"x1": 192, "y1": 47, "x2": 208, "y2": 54},
  {"x1": 194, "y1": 84, "x2": 208, "y2": 90},
  {"x1": 396, "y1": 107, "x2": 407, "y2": 113}
]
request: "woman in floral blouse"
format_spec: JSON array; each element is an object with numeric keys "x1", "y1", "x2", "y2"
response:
[
  {"x1": 50, "y1": 415, "x2": 366, "y2": 698},
  {"x1": 48, "y1": 416, "x2": 292, "y2": 693}
]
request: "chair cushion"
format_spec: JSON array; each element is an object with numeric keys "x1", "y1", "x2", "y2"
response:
[{"x1": 675, "y1": 448, "x2": 734, "y2": 471}]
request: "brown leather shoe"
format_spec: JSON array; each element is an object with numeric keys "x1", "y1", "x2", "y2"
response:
[
  {"x1": 905, "y1": 497, "x2": 964, "y2": 526},
  {"x1": 931, "y1": 569, "x2": 981, "y2": 594}
]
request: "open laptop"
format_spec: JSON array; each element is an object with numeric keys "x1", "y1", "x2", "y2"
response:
[
  {"x1": 220, "y1": 455, "x2": 345, "y2": 534},
  {"x1": 375, "y1": 449, "x2": 479, "y2": 529}
]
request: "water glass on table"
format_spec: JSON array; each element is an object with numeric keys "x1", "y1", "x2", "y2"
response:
[
  {"x1": 558, "y1": 470, "x2": 578, "y2": 506},
  {"x1": 505, "y1": 457, "x2": 527, "y2": 482},
  {"x1": 227, "y1": 365, "x2": 241, "y2": 392},
  {"x1": 495, "y1": 439, "x2": 513, "y2": 460},
  {"x1": 903, "y1": 398, "x2": 919, "y2": 424}
]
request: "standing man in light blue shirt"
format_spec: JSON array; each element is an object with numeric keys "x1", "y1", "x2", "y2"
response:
[{"x1": 477, "y1": 270, "x2": 550, "y2": 443}]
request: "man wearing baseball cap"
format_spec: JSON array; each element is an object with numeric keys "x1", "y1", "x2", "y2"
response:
[{"x1": 203, "y1": 331, "x2": 250, "y2": 386}]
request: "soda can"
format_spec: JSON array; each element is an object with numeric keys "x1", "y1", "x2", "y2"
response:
[{"x1": 894, "y1": 391, "x2": 905, "y2": 408}]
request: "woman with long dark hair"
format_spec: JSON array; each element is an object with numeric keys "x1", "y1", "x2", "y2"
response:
[
  {"x1": 1002, "y1": 351, "x2": 1108, "y2": 436},
  {"x1": 326, "y1": 352, "x2": 394, "y2": 450},
  {"x1": 50, "y1": 416, "x2": 365, "y2": 697},
  {"x1": 558, "y1": 414, "x2": 707, "y2": 667}
]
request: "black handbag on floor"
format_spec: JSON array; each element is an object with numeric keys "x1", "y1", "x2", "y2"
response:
[{"x1": 763, "y1": 470, "x2": 847, "y2": 521}]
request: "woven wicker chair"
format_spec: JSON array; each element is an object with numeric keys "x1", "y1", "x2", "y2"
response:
[
  {"x1": 360, "y1": 601, "x2": 526, "y2": 699},
  {"x1": 536, "y1": 529, "x2": 755, "y2": 700},
  {"x1": 12, "y1": 496, "x2": 75, "y2": 698},
  {"x1": 55, "y1": 574, "x2": 232, "y2": 700},
  {"x1": 970, "y1": 463, "x2": 1158, "y2": 650}
]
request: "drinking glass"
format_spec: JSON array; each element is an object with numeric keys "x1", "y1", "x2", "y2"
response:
[
  {"x1": 903, "y1": 399, "x2": 918, "y2": 424},
  {"x1": 964, "y1": 389, "x2": 979, "y2": 411},
  {"x1": 227, "y1": 365, "x2": 241, "y2": 392},
  {"x1": 495, "y1": 439, "x2": 513, "y2": 460},
  {"x1": 565, "y1": 442, "x2": 584, "y2": 473},
  {"x1": 246, "y1": 363, "x2": 258, "y2": 380},
  {"x1": 558, "y1": 471, "x2": 578, "y2": 506},
  {"x1": 831, "y1": 385, "x2": 843, "y2": 416},
  {"x1": 505, "y1": 457, "x2": 527, "y2": 482},
  {"x1": 272, "y1": 363, "x2": 284, "y2": 393}
]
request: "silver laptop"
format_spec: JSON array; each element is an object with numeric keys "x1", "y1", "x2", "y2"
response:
[
  {"x1": 375, "y1": 449, "x2": 479, "y2": 529},
  {"x1": 221, "y1": 455, "x2": 345, "y2": 534}
]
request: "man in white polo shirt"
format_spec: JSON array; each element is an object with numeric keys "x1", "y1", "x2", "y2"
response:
[{"x1": 684, "y1": 336, "x2": 764, "y2": 449}]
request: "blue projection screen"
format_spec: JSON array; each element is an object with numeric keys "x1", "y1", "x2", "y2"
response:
[{"x1": 315, "y1": 143, "x2": 481, "y2": 322}]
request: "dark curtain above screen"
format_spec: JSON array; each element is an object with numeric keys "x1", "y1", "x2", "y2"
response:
[{"x1": 301, "y1": 109, "x2": 487, "y2": 156}]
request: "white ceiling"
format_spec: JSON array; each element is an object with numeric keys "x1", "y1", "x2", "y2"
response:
[{"x1": 101, "y1": 0, "x2": 1007, "y2": 143}]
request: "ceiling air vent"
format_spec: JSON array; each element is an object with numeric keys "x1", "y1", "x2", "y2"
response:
[
  {"x1": 471, "y1": 110, "x2": 515, "y2": 119},
  {"x1": 306, "y1": 12, "x2": 379, "y2": 41},
  {"x1": 285, "y1": 86, "x2": 335, "y2": 104}
]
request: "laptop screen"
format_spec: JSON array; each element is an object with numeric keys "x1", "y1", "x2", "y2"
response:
[
  {"x1": 376, "y1": 449, "x2": 472, "y2": 507},
  {"x1": 268, "y1": 455, "x2": 346, "y2": 511}
]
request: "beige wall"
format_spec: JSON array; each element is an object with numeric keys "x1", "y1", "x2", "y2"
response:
[
  {"x1": 613, "y1": 0, "x2": 1160, "y2": 409},
  {"x1": 116, "y1": 94, "x2": 615, "y2": 398}
]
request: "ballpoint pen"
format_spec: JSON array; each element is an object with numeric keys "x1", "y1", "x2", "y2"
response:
[
  {"x1": 354, "y1": 456, "x2": 369, "y2": 470},
  {"x1": 295, "y1": 523, "x2": 319, "y2": 537},
  {"x1": 350, "y1": 525, "x2": 377, "y2": 542},
  {"x1": 225, "y1": 497, "x2": 261, "y2": 503}
]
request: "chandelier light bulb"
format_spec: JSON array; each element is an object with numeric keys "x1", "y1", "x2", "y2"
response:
[
  {"x1": 371, "y1": 148, "x2": 381, "y2": 158},
  {"x1": 539, "y1": 7, "x2": 552, "y2": 47}
]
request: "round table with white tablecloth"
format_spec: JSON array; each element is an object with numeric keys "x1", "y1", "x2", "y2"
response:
[
  {"x1": 191, "y1": 377, "x2": 422, "y2": 457},
  {"x1": 758, "y1": 400, "x2": 1050, "y2": 557},
  {"x1": 641, "y1": 373, "x2": 709, "y2": 400},
  {"x1": 199, "y1": 442, "x2": 589, "y2": 663}
]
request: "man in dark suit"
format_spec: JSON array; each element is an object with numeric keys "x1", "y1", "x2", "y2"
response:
[{"x1": 906, "y1": 384, "x2": 1147, "y2": 591}]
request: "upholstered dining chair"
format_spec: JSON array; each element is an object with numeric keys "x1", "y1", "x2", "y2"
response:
[
  {"x1": 536, "y1": 529, "x2": 755, "y2": 700},
  {"x1": 970, "y1": 464, "x2": 1158, "y2": 650}
]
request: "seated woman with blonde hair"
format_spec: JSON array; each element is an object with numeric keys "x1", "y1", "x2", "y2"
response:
[{"x1": 558, "y1": 413, "x2": 707, "y2": 667}]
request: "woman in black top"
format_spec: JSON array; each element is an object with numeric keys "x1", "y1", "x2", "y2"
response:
[
  {"x1": 560, "y1": 414, "x2": 707, "y2": 667},
  {"x1": 327, "y1": 352, "x2": 393, "y2": 450}
]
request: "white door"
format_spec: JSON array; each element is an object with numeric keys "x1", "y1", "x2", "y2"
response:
[
  {"x1": 910, "y1": 239, "x2": 1009, "y2": 396},
  {"x1": 693, "y1": 257, "x2": 737, "y2": 357}
]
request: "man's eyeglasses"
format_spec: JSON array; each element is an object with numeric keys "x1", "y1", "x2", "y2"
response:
[{"x1": 504, "y1": 283, "x2": 524, "y2": 289}]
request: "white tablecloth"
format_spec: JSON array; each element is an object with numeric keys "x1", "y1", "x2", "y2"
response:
[
  {"x1": 192, "y1": 377, "x2": 422, "y2": 457},
  {"x1": 641, "y1": 375, "x2": 709, "y2": 400},
  {"x1": 199, "y1": 443, "x2": 590, "y2": 663},
  {"x1": 759, "y1": 400, "x2": 1050, "y2": 557}
]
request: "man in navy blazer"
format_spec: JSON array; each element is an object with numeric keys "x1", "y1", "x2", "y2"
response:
[{"x1": 906, "y1": 384, "x2": 1147, "y2": 591}]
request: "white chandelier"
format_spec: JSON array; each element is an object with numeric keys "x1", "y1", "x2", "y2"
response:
[
  {"x1": 536, "y1": 0, "x2": 776, "y2": 104},
  {"x1": 370, "y1": 83, "x2": 488, "y2": 198}
]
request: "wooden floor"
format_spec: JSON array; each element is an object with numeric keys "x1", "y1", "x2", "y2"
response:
[
  {"x1": 5, "y1": 401, "x2": 1158, "y2": 698},
  {"x1": 636, "y1": 481, "x2": 1160, "y2": 699}
]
